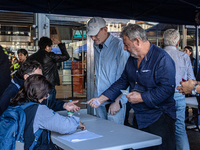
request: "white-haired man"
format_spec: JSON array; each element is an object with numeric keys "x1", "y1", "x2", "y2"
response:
[
  {"x1": 163, "y1": 29, "x2": 195, "y2": 150},
  {"x1": 87, "y1": 17, "x2": 129, "y2": 124}
]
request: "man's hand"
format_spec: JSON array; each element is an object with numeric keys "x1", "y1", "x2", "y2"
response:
[
  {"x1": 87, "y1": 97, "x2": 101, "y2": 108},
  {"x1": 51, "y1": 38, "x2": 60, "y2": 45},
  {"x1": 126, "y1": 92, "x2": 143, "y2": 104},
  {"x1": 108, "y1": 101, "x2": 120, "y2": 115},
  {"x1": 177, "y1": 79, "x2": 197, "y2": 95},
  {"x1": 108, "y1": 94, "x2": 122, "y2": 115},
  {"x1": 63, "y1": 100, "x2": 80, "y2": 112},
  {"x1": 87, "y1": 95, "x2": 109, "y2": 108}
]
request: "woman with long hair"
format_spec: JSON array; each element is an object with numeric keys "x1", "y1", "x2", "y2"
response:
[
  {"x1": 11, "y1": 74, "x2": 85, "y2": 149},
  {"x1": 184, "y1": 46, "x2": 197, "y2": 124},
  {"x1": 184, "y1": 46, "x2": 196, "y2": 76}
]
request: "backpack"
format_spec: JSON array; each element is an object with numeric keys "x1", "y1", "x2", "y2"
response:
[{"x1": 0, "y1": 102, "x2": 43, "y2": 150}]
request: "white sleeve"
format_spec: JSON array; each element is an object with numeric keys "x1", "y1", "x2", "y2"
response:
[{"x1": 33, "y1": 105, "x2": 80, "y2": 134}]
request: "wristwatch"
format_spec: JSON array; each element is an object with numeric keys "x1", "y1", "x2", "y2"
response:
[{"x1": 192, "y1": 84, "x2": 198, "y2": 95}]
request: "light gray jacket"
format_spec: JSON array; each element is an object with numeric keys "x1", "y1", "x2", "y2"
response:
[{"x1": 33, "y1": 105, "x2": 80, "y2": 134}]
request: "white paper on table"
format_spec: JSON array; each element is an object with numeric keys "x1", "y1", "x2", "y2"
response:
[{"x1": 58, "y1": 130, "x2": 103, "y2": 143}]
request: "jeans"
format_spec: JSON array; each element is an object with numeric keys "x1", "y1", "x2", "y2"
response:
[
  {"x1": 174, "y1": 93, "x2": 190, "y2": 150},
  {"x1": 96, "y1": 103, "x2": 126, "y2": 125}
]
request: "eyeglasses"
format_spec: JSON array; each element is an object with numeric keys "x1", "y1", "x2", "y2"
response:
[{"x1": 90, "y1": 28, "x2": 104, "y2": 38}]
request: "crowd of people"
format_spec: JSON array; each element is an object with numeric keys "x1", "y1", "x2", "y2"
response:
[
  {"x1": 86, "y1": 17, "x2": 198, "y2": 150},
  {"x1": 0, "y1": 17, "x2": 199, "y2": 150},
  {"x1": 0, "y1": 37, "x2": 85, "y2": 149}
]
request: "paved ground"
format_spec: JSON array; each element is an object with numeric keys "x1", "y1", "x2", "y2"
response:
[{"x1": 186, "y1": 124, "x2": 200, "y2": 150}]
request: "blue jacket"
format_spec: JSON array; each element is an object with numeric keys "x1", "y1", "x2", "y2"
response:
[
  {"x1": 103, "y1": 43, "x2": 176, "y2": 129},
  {"x1": 0, "y1": 75, "x2": 23, "y2": 115},
  {"x1": 0, "y1": 46, "x2": 11, "y2": 97},
  {"x1": 0, "y1": 75, "x2": 65, "y2": 115}
]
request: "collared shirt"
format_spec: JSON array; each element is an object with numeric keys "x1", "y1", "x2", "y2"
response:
[
  {"x1": 94, "y1": 34, "x2": 130, "y2": 105},
  {"x1": 103, "y1": 43, "x2": 176, "y2": 129},
  {"x1": 164, "y1": 46, "x2": 196, "y2": 92}
]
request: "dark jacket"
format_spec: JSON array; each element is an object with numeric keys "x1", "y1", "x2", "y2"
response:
[
  {"x1": 0, "y1": 75, "x2": 23, "y2": 115},
  {"x1": 103, "y1": 43, "x2": 176, "y2": 129},
  {"x1": 0, "y1": 75, "x2": 65, "y2": 115},
  {"x1": 27, "y1": 43, "x2": 70, "y2": 86},
  {"x1": 0, "y1": 46, "x2": 11, "y2": 97}
]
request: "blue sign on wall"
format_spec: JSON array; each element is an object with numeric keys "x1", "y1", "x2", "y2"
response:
[
  {"x1": 63, "y1": 59, "x2": 72, "y2": 69},
  {"x1": 63, "y1": 59, "x2": 77, "y2": 69},
  {"x1": 74, "y1": 30, "x2": 86, "y2": 38}
]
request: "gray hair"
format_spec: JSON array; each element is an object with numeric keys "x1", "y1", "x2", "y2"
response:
[
  {"x1": 120, "y1": 24, "x2": 148, "y2": 42},
  {"x1": 163, "y1": 29, "x2": 180, "y2": 46}
]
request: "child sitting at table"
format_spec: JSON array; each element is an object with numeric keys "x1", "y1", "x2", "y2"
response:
[{"x1": 10, "y1": 74, "x2": 85, "y2": 149}]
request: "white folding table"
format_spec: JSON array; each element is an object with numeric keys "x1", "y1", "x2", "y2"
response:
[
  {"x1": 185, "y1": 97, "x2": 198, "y2": 109},
  {"x1": 51, "y1": 111, "x2": 162, "y2": 150}
]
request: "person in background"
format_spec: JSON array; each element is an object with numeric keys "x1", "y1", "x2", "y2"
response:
[
  {"x1": 183, "y1": 46, "x2": 196, "y2": 124},
  {"x1": 10, "y1": 74, "x2": 85, "y2": 149},
  {"x1": 10, "y1": 57, "x2": 20, "y2": 72},
  {"x1": 17, "y1": 49, "x2": 28, "y2": 64},
  {"x1": 10, "y1": 49, "x2": 28, "y2": 76},
  {"x1": 0, "y1": 60, "x2": 80, "y2": 115},
  {"x1": 184, "y1": 46, "x2": 196, "y2": 76},
  {"x1": 163, "y1": 29, "x2": 195, "y2": 150},
  {"x1": 27, "y1": 37, "x2": 70, "y2": 102},
  {"x1": 87, "y1": 17, "x2": 129, "y2": 124},
  {"x1": 88, "y1": 24, "x2": 176, "y2": 150},
  {"x1": 0, "y1": 45, "x2": 11, "y2": 97}
]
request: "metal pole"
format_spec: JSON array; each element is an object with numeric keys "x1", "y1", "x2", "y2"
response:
[
  {"x1": 82, "y1": 27, "x2": 84, "y2": 79},
  {"x1": 177, "y1": 25, "x2": 180, "y2": 49},
  {"x1": 195, "y1": 25, "x2": 199, "y2": 126},
  {"x1": 71, "y1": 68, "x2": 73, "y2": 98},
  {"x1": 196, "y1": 25, "x2": 199, "y2": 74},
  {"x1": 86, "y1": 36, "x2": 95, "y2": 115},
  {"x1": 33, "y1": 13, "x2": 38, "y2": 50},
  {"x1": 71, "y1": 29, "x2": 74, "y2": 98},
  {"x1": 182, "y1": 25, "x2": 187, "y2": 49}
]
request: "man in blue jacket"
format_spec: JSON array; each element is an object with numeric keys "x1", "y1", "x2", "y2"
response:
[
  {"x1": 88, "y1": 24, "x2": 176, "y2": 150},
  {"x1": 0, "y1": 60, "x2": 80, "y2": 115}
]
